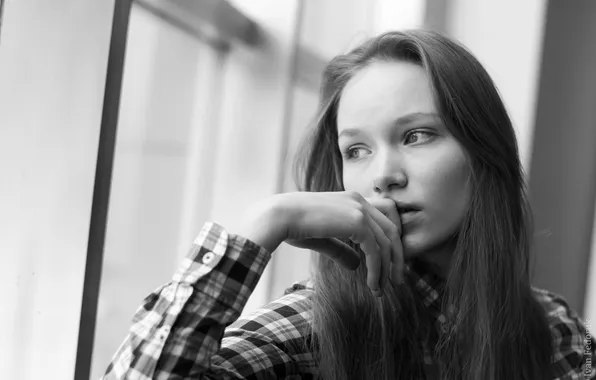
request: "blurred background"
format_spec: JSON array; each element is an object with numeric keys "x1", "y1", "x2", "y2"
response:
[{"x1": 2, "y1": 0, "x2": 596, "y2": 379}]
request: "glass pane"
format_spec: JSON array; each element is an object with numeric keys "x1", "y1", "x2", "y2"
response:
[
  {"x1": 90, "y1": 4, "x2": 224, "y2": 378},
  {"x1": 268, "y1": 85, "x2": 320, "y2": 297}
]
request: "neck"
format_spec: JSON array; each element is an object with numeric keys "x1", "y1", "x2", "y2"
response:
[
  {"x1": 418, "y1": 255, "x2": 451, "y2": 279},
  {"x1": 417, "y1": 236, "x2": 457, "y2": 279}
]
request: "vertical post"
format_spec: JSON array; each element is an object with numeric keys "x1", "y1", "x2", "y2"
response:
[
  {"x1": 0, "y1": 0, "x2": 5, "y2": 43},
  {"x1": 74, "y1": 1, "x2": 132, "y2": 379}
]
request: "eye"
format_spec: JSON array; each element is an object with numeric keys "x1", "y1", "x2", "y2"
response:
[
  {"x1": 404, "y1": 130, "x2": 435, "y2": 145},
  {"x1": 342, "y1": 146, "x2": 371, "y2": 161}
]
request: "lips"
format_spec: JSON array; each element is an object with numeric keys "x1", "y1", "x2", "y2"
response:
[
  {"x1": 397, "y1": 206, "x2": 418, "y2": 214},
  {"x1": 395, "y1": 202, "x2": 421, "y2": 226},
  {"x1": 396, "y1": 202, "x2": 421, "y2": 214}
]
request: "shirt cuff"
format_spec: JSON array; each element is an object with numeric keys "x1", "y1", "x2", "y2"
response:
[{"x1": 173, "y1": 221, "x2": 272, "y2": 309}]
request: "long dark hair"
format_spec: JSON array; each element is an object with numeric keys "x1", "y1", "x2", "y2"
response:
[{"x1": 293, "y1": 30, "x2": 553, "y2": 380}]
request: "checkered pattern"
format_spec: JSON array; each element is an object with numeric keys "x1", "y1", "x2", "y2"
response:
[{"x1": 102, "y1": 222, "x2": 596, "y2": 379}]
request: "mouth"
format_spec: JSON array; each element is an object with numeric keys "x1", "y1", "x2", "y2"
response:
[
  {"x1": 395, "y1": 203, "x2": 422, "y2": 227},
  {"x1": 396, "y1": 205, "x2": 420, "y2": 215}
]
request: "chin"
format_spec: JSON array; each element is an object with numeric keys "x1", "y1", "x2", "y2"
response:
[
  {"x1": 402, "y1": 229, "x2": 458, "y2": 269},
  {"x1": 401, "y1": 234, "x2": 427, "y2": 259},
  {"x1": 401, "y1": 230, "x2": 444, "y2": 258}
]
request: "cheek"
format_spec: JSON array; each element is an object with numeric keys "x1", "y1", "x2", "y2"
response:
[
  {"x1": 435, "y1": 163, "x2": 469, "y2": 202},
  {"x1": 403, "y1": 153, "x2": 470, "y2": 254},
  {"x1": 425, "y1": 152, "x2": 471, "y2": 222},
  {"x1": 342, "y1": 169, "x2": 373, "y2": 195}
]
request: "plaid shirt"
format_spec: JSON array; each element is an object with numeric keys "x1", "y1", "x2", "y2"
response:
[{"x1": 103, "y1": 222, "x2": 596, "y2": 379}]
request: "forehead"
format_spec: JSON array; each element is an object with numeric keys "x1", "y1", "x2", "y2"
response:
[{"x1": 337, "y1": 61, "x2": 436, "y2": 131}]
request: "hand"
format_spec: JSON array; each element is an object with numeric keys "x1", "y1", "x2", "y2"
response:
[{"x1": 277, "y1": 191, "x2": 404, "y2": 296}]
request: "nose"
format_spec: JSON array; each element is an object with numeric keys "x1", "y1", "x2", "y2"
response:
[
  {"x1": 372, "y1": 151, "x2": 407, "y2": 194},
  {"x1": 373, "y1": 174, "x2": 407, "y2": 193}
]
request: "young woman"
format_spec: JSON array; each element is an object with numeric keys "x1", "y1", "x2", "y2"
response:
[{"x1": 103, "y1": 30, "x2": 595, "y2": 380}]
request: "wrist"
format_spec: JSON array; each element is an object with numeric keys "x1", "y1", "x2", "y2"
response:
[{"x1": 235, "y1": 195, "x2": 289, "y2": 253}]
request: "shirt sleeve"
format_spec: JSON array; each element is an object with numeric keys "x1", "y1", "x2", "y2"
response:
[
  {"x1": 538, "y1": 288, "x2": 596, "y2": 380},
  {"x1": 101, "y1": 221, "x2": 275, "y2": 379}
]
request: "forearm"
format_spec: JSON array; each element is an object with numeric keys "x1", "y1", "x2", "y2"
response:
[
  {"x1": 233, "y1": 194, "x2": 289, "y2": 253},
  {"x1": 102, "y1": 222, "x2": 272, "y2": 380}
]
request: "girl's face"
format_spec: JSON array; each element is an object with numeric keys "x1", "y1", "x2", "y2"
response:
[{"x1": 337, "y1": 61, "x2": 471, "y2": 261}]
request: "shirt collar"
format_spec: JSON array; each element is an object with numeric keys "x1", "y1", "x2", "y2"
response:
[{"x1": 406, "y1": 258, "x2": 446, "y2": 324}]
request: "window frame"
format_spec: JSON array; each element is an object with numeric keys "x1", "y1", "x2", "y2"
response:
[{"x1": 74, "y1": 1, "x2": 326, "y2": 379}]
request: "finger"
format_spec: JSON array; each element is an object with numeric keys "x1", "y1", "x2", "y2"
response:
[
  {"x1": 390, "y1": 234, "x2": 404, "y2": 284},
  {"x1": 365, "y1": 217, "x2": 391, "y2": 294},
  {"x1": 350, "y1": 213, "x2": 382, "y2": 294},
  {"x1": 364, "y1": 198, "x2": 404, "y2": 283},
  {"x1": 364, "y1": 197, "x2": 401, "y2": 235}
]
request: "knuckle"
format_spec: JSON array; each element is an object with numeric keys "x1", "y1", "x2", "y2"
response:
[
  {"x1": 346, "y1": 190, "x2": 364, "y2": 203},
  {"x1": 388, "y1": 224, "x2": 400, "y2": 238},
  {"x1": 351, "y1": 200, "x2": 365, "y2": 215},
  {"x1": 364, "y1": 196, "x2": 377, "y2": 207},
  {"x1": 381, "y1": 197, "x2": 395, "y2": 208}
]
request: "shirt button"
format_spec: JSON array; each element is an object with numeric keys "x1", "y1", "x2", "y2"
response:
[
  {"x1": 202, "y1": 252, "x2": 215, "y2": 264},
  {"x1": 158, "y1": 326, "x2": 169, "y2": 341}
]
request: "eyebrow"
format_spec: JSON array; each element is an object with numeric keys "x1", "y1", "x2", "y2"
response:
[{"x1": 338, "y1": 112, "x2": 441, "y2": 139}]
